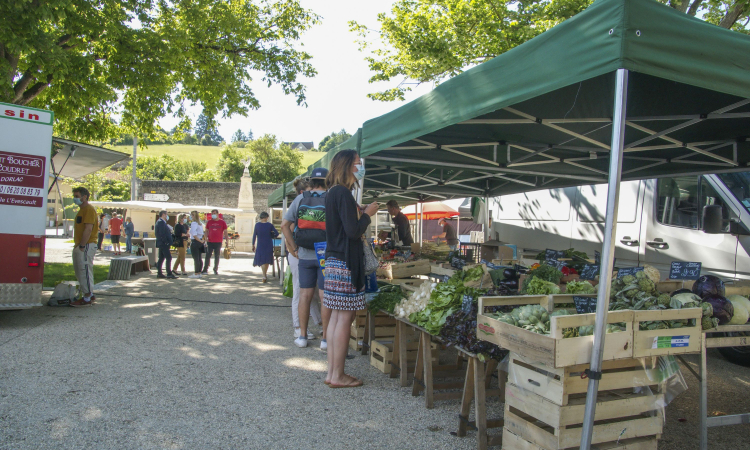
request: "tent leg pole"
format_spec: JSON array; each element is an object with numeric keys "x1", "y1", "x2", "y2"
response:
[
  {"x1": 579, "y1": 68, "x2": 629, "y2": 450},
  {"x1": 280, "y1": 197, "x2": 287, "y2": 287},
  {"x1": 483, "y1": 194, "x2": 489, "y2": 242}
]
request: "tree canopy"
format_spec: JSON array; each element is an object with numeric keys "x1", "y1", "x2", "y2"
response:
[
  {"x1": 1, "y1": 0, "x2": 319, "y2": 142},
  {"x1": 215, "y1": 134, "x2": 303, "y2": 182},
  {"x1": 350, "y1": 0, "x2": 750, "y2": 101},
  {"x1": 317, "y1": 129, "x2": 351, "y2": 152}
]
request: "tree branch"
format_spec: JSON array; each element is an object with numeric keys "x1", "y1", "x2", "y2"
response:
[
  {"x1": 687, "y1": 0, "x2": 703, "y2": 16},
  {"x1": 719, "y1": 1, "x2": 748, "y2": 28},
  {"x1": 13, "y1": 70, "x2": 37, "y2": 103},
  {"x1": 19, "y1": 74, "x2": 53, "y2": 105}
]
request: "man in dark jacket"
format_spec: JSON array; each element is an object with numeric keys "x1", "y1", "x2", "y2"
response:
[
  {"x1": 385, "y1": 200, "x2": 414, "y2": 246},
  {"x1": 155, "y1": 210, "x2": 177, "y2": 279}
]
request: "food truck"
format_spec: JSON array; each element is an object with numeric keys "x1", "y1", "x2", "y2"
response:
[{"x1": 0, "y1": 102, "x2": 53, "y2": 308}]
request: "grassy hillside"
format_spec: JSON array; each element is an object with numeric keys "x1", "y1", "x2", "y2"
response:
[{"x1": 111, "y1": 144, "x2": 325, "y2": 173}]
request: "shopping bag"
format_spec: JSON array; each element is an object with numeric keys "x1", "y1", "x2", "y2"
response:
[
  {"x1": 223, "y1": 248, "x2": 231, "y2": 260},
  {"x1": 282, "y1": 267, "x2": 293, "y2": 298}
]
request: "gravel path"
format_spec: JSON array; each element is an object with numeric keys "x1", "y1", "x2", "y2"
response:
[{"x1": 2, "y1": 247, "x2": 749, "y2": 449}]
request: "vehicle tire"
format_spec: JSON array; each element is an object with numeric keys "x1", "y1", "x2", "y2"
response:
[{"x1": 717, "y1": 331, "x2": 750, "y2": 367}]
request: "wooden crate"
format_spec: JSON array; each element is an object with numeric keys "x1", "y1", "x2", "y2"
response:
[
  {"x1": 463, "y1": 264, "x2": 494, "y2": 289},
  {"x1": 429, "y1": 264, "x2": 455, "y2": 277},
  {"x1": 370, "y1": 338, "x2": 420, "y2": 373},
  {"x1": 502, "y1": 427, "x2": 657, "y2": 450},
  {"x1": 377, "y1": 259, "x2": 431, "y2": 279},
  {"x1": 477, "y1": 295, "x2": 634, "y2": 368},
  {"x1": 350, "y1": 313, "x2": 398, "y2": 351},
  {"x1": 383, "y1": 278, "x2": 428, "y2": 289},
  {"x1": 548, "y1": 294, "x2": 596, "y2": 310},
  {"x1": 632, "y1": 307, "x2": 702, "y2": 357},
  {"x1": 503, "y1": 354, "x2": 664, "y2": 449}
]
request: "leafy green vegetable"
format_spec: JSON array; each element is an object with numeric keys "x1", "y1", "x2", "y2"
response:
[
  {"x1": 522, "y1": 276, "x2": 561, "y2": 295},
  {"x1": 463, "y1": 266, "x2": 485, "y2": 282},
  {"x1": 565, "y1": 280, "x2": 596, "y2": 294},
  {"x1": 368, "y1": 285, "x2": 406, "y2": 314},
  {"x1": 521, "y1": 265, "x2": 563, "y2": 293}
]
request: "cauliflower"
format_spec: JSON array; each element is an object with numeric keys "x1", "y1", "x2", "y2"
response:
[{"x1": 642, "y1": 264, "x2": 661, "y2": 283}]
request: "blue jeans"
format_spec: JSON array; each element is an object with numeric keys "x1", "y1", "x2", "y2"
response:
[{"x1": 125, "y1": 235, "x2": 133, "y2": 253}]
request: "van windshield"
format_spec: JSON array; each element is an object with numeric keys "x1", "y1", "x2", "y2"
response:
[{"x1": 718, "y1": 171, "x2": 750, "y2": 214}]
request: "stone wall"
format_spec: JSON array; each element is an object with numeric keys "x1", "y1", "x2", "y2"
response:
[{"x1": 139, "y1": 180, "x2": 281, "y2": 216}]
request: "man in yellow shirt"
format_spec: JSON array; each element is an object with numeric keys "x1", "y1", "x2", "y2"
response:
[{"x1": 71, "y1": 187, "x2": 98, "y2": 307}]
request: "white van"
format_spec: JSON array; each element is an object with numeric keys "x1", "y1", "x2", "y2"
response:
[{"x1": 490, "y1": 172, "x2": 750, "y2": 280}]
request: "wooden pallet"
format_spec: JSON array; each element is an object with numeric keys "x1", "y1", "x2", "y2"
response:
[
  {"x1": 503, "y1": 354, "x2": 664, "y2": 449},
  {"x1": 477, "y1": 296, "x2": 634, "y2": 368}
]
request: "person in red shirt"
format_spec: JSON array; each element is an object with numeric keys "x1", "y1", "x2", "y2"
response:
[
  {"x1": 203, "y1": 209, "x2": 228, "y2": 275},
  {"x1": 109, "y1": 213, "x2": 124, "y2": 255}
]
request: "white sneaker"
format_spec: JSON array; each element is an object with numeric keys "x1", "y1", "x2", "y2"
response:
[
  {"x1": 189, "y1": 274, "x2": 201, "y2": 279},
  {"x1": 320, "y1": 339, "x2": 327, "y2": 350},
  {"x1": 307, "y1": 330, "x2": 315, "y2": 340},
  {"x1": 294, "y1": 328, "x2": 301, "y2": 338},
  {"x1": 294, "y1": 337, "x2": 308, "y2": 348}
]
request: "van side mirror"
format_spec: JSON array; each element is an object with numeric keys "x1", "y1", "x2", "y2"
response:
[{"x1": 702, "y1": 205, "x2": 723, "y2": 234}]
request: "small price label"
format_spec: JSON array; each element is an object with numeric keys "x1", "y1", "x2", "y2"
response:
[
  {"x1": 617, "y1": 267, "x2": 644, "y2": 278},
  {"x1": 579, "y1": 264, "x2": 600, "y2": 281},
  {"x1": 443, "y1": 275, "x2": 450, "y2": 283},
  {"x1": 573, "y1": 296, "x2": 598, "y2": 314},
  {"x1": 652, "y1": 335, "x2": 690, "y2": 349},
  {"x1": 669, "y1": 261, "x2": 701, "y2": 280}
]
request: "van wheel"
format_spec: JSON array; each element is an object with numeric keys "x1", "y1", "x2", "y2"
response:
[{"x1": 717, "y1": 332, "x2": 750, "y2": 367}]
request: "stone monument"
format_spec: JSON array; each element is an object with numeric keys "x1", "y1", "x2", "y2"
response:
[{"x1": 233, "y1": 159, "x2": 258, "y2": 252}]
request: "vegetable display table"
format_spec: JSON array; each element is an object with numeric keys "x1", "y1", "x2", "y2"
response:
[
  {"x1": 455, "y1": 347, "x2": 504, "y2": 450},
  {"x1": 679, "y1": 324, "x2": 750, "y2": 450}
]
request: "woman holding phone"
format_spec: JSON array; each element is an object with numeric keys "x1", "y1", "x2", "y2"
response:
[{"x1": 323, "y1": 150, "x2": 378, "y2": 388}]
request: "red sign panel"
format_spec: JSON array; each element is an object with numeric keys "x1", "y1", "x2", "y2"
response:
[{"x1": 0, "y1": 150, "x2": 45, "y2": 208}]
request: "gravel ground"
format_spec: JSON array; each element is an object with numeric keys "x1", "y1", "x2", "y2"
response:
[{"x1": 2, "y1": 242, "x2": 749, "y2": 449}]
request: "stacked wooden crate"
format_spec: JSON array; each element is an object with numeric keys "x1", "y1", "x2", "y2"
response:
[
  {"x1": 350, "y1": 310, "x2": 398, "y2": 351},
  {"x1": 502, "y1": 354, "x2": 665, "y2": 449},
  {"x1": 377, "y1": 259, "x2": 431, "y2": 280}
]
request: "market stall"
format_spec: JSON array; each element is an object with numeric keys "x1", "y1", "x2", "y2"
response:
[{"x1": 269, "y1": 0, "x2": 750, "y2": 447}]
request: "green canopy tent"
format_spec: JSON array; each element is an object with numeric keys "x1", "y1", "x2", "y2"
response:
[{"x1": 335, "y1": 0, "x2": 750, "y2": 446}]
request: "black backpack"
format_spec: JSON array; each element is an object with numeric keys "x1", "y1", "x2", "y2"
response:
[{"x1": 294, "y1": 191, "x2": 327, "y2": 249}]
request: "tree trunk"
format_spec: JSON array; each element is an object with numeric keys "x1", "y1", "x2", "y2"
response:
[{"x1": 719, "y1": 2, "x2": 748, "y2": 29}]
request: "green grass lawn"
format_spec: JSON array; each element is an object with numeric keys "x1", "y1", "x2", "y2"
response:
[
  {"x1": 43, "y1": 263, "x2": 109, "y2": 288},
  {"x1": 111, "y1": 144, "x2": 324, "y2": 174}
]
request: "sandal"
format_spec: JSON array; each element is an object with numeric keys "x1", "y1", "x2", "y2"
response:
[{"x1": 328, "y1": 377, "x2": 363, "y2": 389}]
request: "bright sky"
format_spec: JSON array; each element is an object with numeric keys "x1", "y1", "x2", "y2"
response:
[{"x1": 158, "y1": 0, "x2": 434, "y2": 147}]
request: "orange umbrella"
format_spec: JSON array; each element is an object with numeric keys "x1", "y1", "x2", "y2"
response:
[{"x1": 402, "y1": 202, "x2": 459, "y2": 220}]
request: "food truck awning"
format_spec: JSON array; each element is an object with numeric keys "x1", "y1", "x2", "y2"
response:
[
  {"x1": 88, "y1": 201, "x2": 244, "y2": 215},
  {"x1": 51, "y1": 138, "x2": 129, "y2": 178}
]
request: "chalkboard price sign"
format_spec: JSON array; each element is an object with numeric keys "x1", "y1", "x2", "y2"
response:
[
  {"x1": 546, "y1": 249, "x2": 565, "y2": 261},
  {"x1": 544, "y1": 260, "x2": 567, "y2": 271},
  {"x1": 451, "y1": 257, "x2": 466, "y2": 270},
  {"x1": 669, "y1": 261, "x2": 702, "y2": 280},
  {"x1": 573, "y1": 296, "x2": 598, "y2": 314},
  {"x1": 579, "y1": 264, "x2": 600, "y2": 281},
  {"x1": 617, "y1": 267, "x2": 644, "y2": 278}
]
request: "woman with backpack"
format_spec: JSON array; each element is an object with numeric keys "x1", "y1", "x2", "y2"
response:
[
  {"x1": 280, "y1": 168, "x2": 331, "y2": 349},
  {"x1": 323, "y1": 151, "x2": 378, "y2": 388}
]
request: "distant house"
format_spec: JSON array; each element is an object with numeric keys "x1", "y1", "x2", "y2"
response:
[{"x1": 284, "y1": 142, "x2": 315, "y2": 152}]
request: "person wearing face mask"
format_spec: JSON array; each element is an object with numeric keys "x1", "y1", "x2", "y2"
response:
[
  {"x1": 188, "y1": 211, "x2": 205, "y2": 278},
  {"x1": 124, "y1": 216, "x2": 135, "y2": 254},
  {"x1": 70, "y1": 187, "x2": 98, "y2": 307},
  {"x1": 323, "y1": 150, "x2": 378, "y2": 388},
  {"x1": 172, "y1": 214, "x2": 189, "y2": 276},
  {"x1": 203, "y1": 209, "x2": 228, "y2": 275},
  {"x1": 155, "y1": 210, "x2": 177, "y2": 279},
  {"x1": 432, "y1": 218, "x2": 460, "y2": 251}
]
